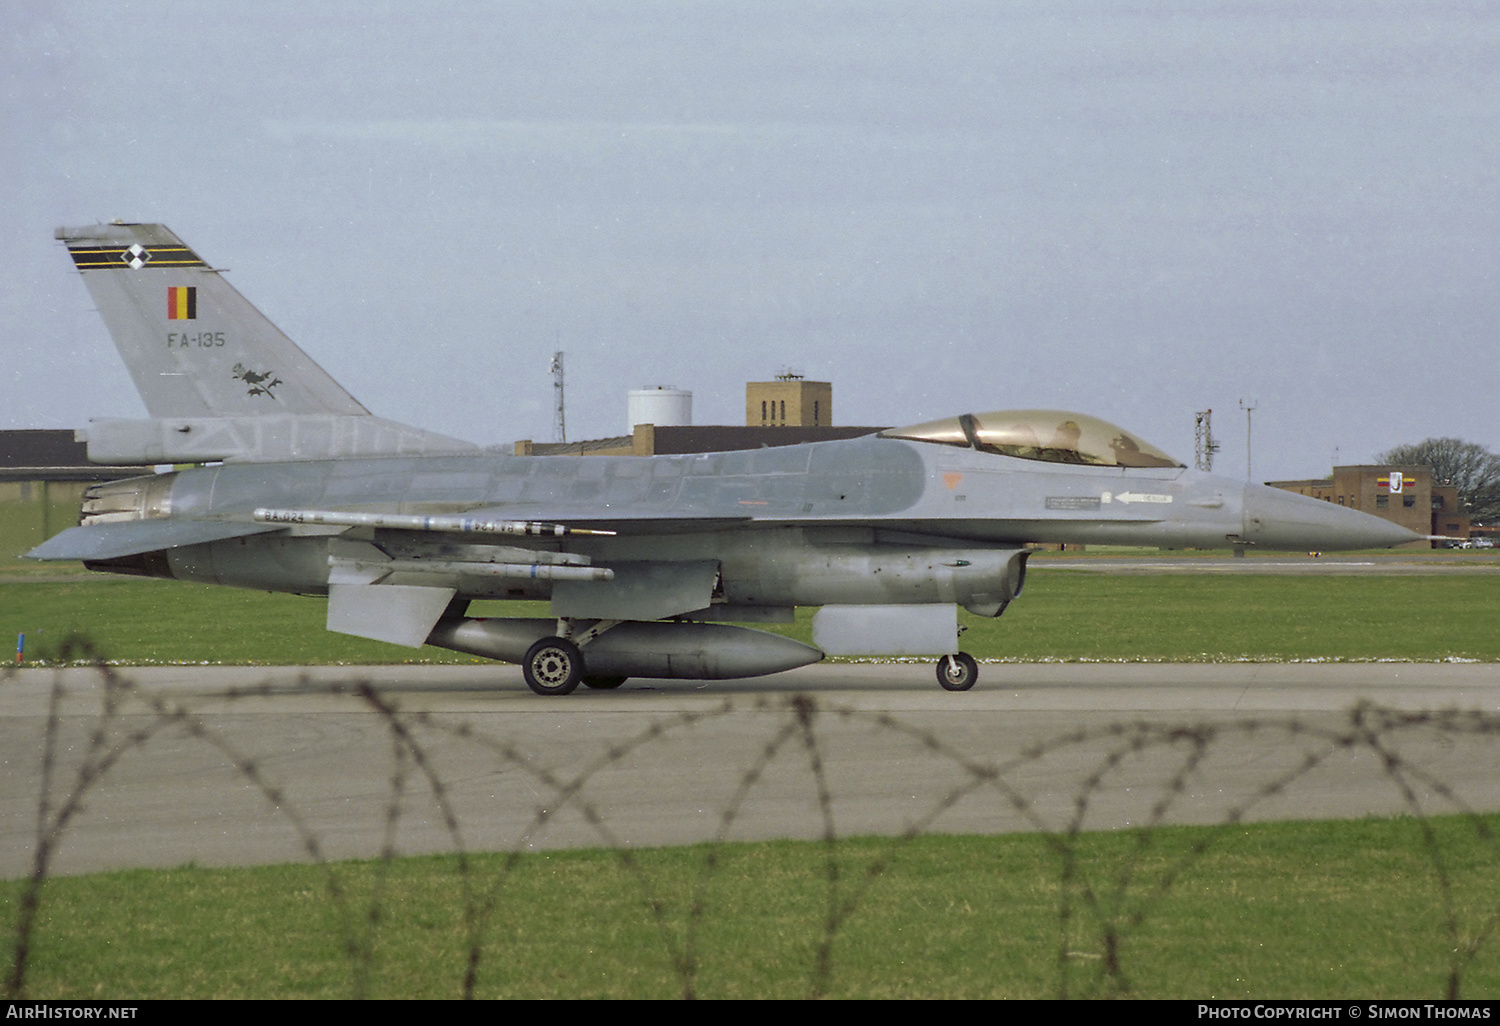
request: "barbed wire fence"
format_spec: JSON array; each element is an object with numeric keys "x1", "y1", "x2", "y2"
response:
[{"x1": 5, "y1": 640, "x2": 1500, "y2": 999}]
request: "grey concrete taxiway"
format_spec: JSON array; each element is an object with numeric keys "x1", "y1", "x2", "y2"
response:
[{"x1": 4, "y1": 661, "x2": 1500, "y2": 878}]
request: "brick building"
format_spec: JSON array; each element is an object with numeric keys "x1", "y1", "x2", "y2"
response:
[
  {"x1": 1268, "y1": 465, "x2": 1469, "y2": 548},
  {"x1": 517, "y1": 378, "x2": 882, "y2": 457}
]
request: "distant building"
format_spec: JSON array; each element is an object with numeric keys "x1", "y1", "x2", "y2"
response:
[
  {"x1": 1267, "y1": 465, "x2": 1468, "y2": 548},
  {"x1": 0, "y1": 429, "x2": 151, "y2": 494},
  {"x1": 0, "y1": 429, "x2": 152, "y2": 547},
  {"x1": 517, "y1": 377, "x2": 882, "y2": 456},
  {"x1": 746, "y1": 375, "x2": 832, "y2": 428},
  {"x1": 517, "y1": 423, "x2": 884, "y2": 457}
]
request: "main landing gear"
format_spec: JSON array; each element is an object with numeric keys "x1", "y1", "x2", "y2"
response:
[
  {"x1": 522, "y1": 637, "x2": 584, "y2": 695},
  {"x1": 936, "y1": 652, "x2": 979, "y2": 692},
  {"x1": 521, "y1": 619, "x2": 628, "y2": 696}
]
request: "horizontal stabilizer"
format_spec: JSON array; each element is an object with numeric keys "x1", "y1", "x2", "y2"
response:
[
  {"x1": 25, "y1": 519, "x2": 280, "y2": 562},
  {"x1": 83, "y1": 415, "x2": 477, "y2": 464}
]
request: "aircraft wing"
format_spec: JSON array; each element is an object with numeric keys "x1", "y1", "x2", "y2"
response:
[{"x1": 25, "y1": 519, "x2": 282, "y2": 562}]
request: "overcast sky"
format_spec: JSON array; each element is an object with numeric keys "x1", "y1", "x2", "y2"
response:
[{"x1": 4, "y1": 0, "x2": 1497, "y2": 480}]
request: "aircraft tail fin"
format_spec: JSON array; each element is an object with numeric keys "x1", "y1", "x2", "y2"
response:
[{"x1": 57, "y1": 223, "x2": 476, "y2": 462}]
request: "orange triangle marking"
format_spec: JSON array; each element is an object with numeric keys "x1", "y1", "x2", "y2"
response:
[{"x1": 943, "y1": 473, "x2": 963, "y2": 490}]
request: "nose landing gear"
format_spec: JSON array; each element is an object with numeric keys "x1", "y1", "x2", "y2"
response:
[{"x1": 936, "y1": 652, "x2": 979, "y2": 692}]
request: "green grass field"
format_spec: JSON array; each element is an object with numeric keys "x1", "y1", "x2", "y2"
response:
[
  {"x1": 7, "y1": 818, "x2": 1500, "y2": 999},
  {"x1": 3, "y1": 569, "x2": 1498, "y2": 665}
]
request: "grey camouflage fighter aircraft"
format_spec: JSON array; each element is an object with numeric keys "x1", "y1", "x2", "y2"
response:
[{"x1": 29, "y1": 223, "x2": 1421, "y2": 693}]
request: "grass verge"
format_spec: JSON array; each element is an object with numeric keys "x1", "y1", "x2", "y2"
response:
[
  {"x1": 6, "y1": 818, "x2": 1500, "y2": 999},
  {"x1": 2, "y1": 572, "x2": 1498, "y2": 665}
]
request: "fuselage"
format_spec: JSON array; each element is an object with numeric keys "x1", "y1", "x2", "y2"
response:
[{"x1": 78, "y1": 432, "x2": 1419, "y2": 610}]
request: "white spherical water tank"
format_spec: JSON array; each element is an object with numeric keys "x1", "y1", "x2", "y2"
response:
[{"x1": 628, "y1": 386, "x2": 692, "y2": 430}]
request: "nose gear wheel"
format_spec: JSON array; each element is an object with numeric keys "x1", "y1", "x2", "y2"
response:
[{"x1": 936, "y1": 652, "x2": 978, "y2": 691}]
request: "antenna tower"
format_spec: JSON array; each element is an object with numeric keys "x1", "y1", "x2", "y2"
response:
[
  {"x1": 550, "y1": 350, "x2": 566, "y2": 443},
  {"x1": 1239, "y1": 397, "x2": 1258, "y2": 481},
  {"x1": 1193, "y1": 409, "x2": 1220, "y2": 471}
]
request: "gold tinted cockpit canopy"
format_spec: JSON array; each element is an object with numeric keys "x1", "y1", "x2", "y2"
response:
[{"x1": 880, "y1": 409, "x2": 1184, "y2": 469}]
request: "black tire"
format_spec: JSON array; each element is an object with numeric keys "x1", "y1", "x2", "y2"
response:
[
  {"x1": 522, "y1": 637, "x2": 584, "y2": 696},
  {"x1": 582, "y1": 676, "x2": 628, "y2": 690},
  {"x1": 936, "y1": 652, "x2": 979, "y2": 692}
]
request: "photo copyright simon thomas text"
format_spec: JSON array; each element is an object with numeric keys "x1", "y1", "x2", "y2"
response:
[{"x1": 1199, "y1": 1006, "x2": 1493, "y2": 1020}]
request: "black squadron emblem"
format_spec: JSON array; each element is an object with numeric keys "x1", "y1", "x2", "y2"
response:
[{"x1": 232, "y1": 363, "x2": 283, "y2": 399}]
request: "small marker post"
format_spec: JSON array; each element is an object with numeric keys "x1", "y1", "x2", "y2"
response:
[{"x1": 15, "y1": 633, "x2": 23, "y2": 665}]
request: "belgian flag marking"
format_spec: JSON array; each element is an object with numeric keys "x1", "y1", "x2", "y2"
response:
[{"x1": 168, "y1": 286, "x2": 197, "y2": 320}]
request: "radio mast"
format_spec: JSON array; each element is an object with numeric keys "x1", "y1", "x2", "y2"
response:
[
  {"x1": 1193, "y1": 409, "x2": 1220, "y2": 471},
  {"x1": 1239, "y1": 398, "x2": 1258, "y2": 481},
  {"x1": 550, "y1": 350, "x2": 566, "y2": 443}
]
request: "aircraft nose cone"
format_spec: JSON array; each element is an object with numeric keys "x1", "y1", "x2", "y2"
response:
[{"x1": 1241, "y1": 483, "x2": 1423, "y2": 550}]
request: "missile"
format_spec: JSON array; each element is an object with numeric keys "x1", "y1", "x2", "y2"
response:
[{"x1": 253, "y1": 507, "x2": 616, "y2": 537}]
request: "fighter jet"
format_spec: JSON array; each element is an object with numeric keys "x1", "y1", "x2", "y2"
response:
[{"x1": 28, "y1": 223, "x2": 1421, "y2": 693}]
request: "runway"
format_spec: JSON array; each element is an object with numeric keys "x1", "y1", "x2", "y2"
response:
[{"x1": 4, "y1": 660, "x2": 1500, "y2": 878}]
